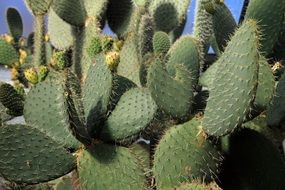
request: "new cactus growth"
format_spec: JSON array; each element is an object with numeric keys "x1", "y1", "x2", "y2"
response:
[{"x1": 0, "y1": 0, "x2": 285, "y2": 189}]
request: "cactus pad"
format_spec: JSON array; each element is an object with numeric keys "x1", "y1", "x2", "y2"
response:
[
  {"x1": 52, "y1": 0, "x2": 87, "y2": 26},
  {"x1": 6, "y1": 8, "x2": 23, "y2": 40},
  {"x1": 254, "y1": 56, "x2": 275, "y2": 109},
  {"x1": 153, "y1": 118, "x2": 223, "y2": 190},
  {"x1": 82, "y1": 55, "x2": 113, "y2": 136},
  {"x1": 202, "y1": 20, "x2": 259, "y2": 136},
  {"x1": 245, "y1": 0, "x2": 285, "y2": 56},
  {"x1": 117, "y1": 38, "x2": 142, "y2": 86},
  {"x1": 48, "y1": 9, "x2": 73, "y2": 50},
  {"x1": 0, "y1": 83, "x2": 24, "y2": 116},
  {"x1": 25, "y1": 0, "x2": 53, "y2": 15},
  {"x1": 108, "y1": 75, "x2": 137, "y2": 111},
  {"x1": 206, "y1": 1, "x2": 237, "y2": 52},
  {"x1": 149, "y1": 0, "x2": 190, "y2": 33},
  {"x1": 166, "y1": 35, "x2": 200, "y2": 85},
  {"x1": 106, "y1": 0, "x2": 134, "y2": 37},
  {"x1": 0, "y1": 124, "x2": 75, "y2": 184},
  {"x1": 147, "y1": 60, "x2": 193, "y2": 118},
  {"x1": 0, "y1": 39, "x2": 19, "y2": 66},
  {"x1": 24, "y1": 72, "x2": 78, "y2": 148},
  {"x1": 83, "y1": 0, "x2": 108, "y2": 18},
  {"x1": 101, "y1": 88, "x2": 157, "y2": 142},
  {"x1": 153, "y1": 31, "x2": 171, "y2": 55},
  {"x1": 78, "y1": 144, "x2": 147, "y2": 190}
]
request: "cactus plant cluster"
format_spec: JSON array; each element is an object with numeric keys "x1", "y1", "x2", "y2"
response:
[{"x1": 0, "y1": 0, "x2": 285, "y2": 189}]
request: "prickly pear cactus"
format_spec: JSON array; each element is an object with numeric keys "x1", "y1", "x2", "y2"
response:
[{"x1": 0, "y1": 0, "x2": 285, "y2": 189}]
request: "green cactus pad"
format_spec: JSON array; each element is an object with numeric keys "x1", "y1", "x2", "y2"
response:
[
  {"x1": 130, "y1": 143, "x2": 151, "y2": 176},
  {"x1": 151, "y1": 3, "x2": 179, "y2": 33},
  {"x1": 0, "y1": 83, "x2": 24, "y2": 116},
  {"x1": 202, "y1": 20, "x2": 259, "y2": 136},
  {"x1": 267, "y1": 71, "x2": 285, "y2": 127},
  {"x1": 25, "y1": 0, "x2": 53, "y2": 15},
  {"x1": 117, "y1": 38, "x2": 142, "y2": 86},
  {"x1": 149, "y1": 0, "x2": 190, "y2": 33},
  {"x1": 108, "y1": 75, "x2": 137, "y2": 111},
  {"x1": 206, "y1": 1, "x2": 237, "y2": 52},
  {"x1": 244, "y1": 0, "x2": 285, "y2": 56},
  {"x1": 65, "y1": 71, "x2": 91, "y2": 145},
  {"x1": 220, "y1": 128, "x2": 285, "y2": 190},
  {"x1": 0, "y1": 124, "x2": 75, "y2": 184},
  {"x1": 101, "y1": 88, "x2": 157, "y2": 142},
  {"x1": 0, "y1": 39, "x2": 19, "y2": 66},
  {"x1": 201, "y1": 56, "x2": 275, "y2": 110},
  {"x1": 82, "y1": 54, "x2": 113, "y2": 136},
  {"x1": 106, "y1": 0, "x2": 134, "y2": 37},
  {"x1": 153, "y1": 118, "x2": 223, "y2": 190},
  {"x1": 147, "y1": 60, "x2": 193, "y2": 118},
  {"x1": 166, "y1": 36, "x2": 200, "y2": 85},
  {"x1": 24, "y1": 72, "x2": 78, "y2": 148},
  {"x1": 48, "y1": 9, "x2": 73, "y2": 50},
  {"x1": 193, "y1": 0, "x2": 214, "y2": 51},
  {"x1": 83, "y1": 0, "x2": 108, "y2": 18},
  {"x1": 199, "y1": 61, "x2": 218, "y2": 87},
  {"x1": 254, "y1": 56, "x2": 275, "y2": 109},
  {"x1": 153, "y1": 31, "x2": 171, "y2": 55},
  {"x1": 6, "y1": 8, "x2": 23, "y2": 40},
  {"x1": 137, "y1": 14, "x2": 154, "y2": 59},
  {"x1": 78, "y1": 144, "x2": 147, "y2": 190},
  {"x1": 52, "y1": 0, "x2": 87, "y2": 26}
]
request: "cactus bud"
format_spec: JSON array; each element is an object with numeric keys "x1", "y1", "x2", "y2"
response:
[
  {"x1": 3, "y1": 34, "x2": 14, "y2": 44},
  {"x1": 24, "y1": 67, "x2": 38, "y2": 84},
  {"x1": 113, "y1": 40, "x2": 124, "y2": 52},
  {"x1": 38, "y1": 66, "x2": 49, "y2": 82},
  {"x1": 50, "y1": 51, "x2": 68, "y2": 70},
  {"x1": 87, "y1": 37, "x2": 102, "y2": 57},
  {"x1": 105, "y1": 51, "x2": 120, "y2": 71},
  {"x1": 102, "y1": 36, "x2": 113, "y2": 52},
  {"x1": 19, "y1": 49, "x2": 27, "y2": 65},
  {"x1": 10, "y1": 67, "x2": 19, "y2": 80}
]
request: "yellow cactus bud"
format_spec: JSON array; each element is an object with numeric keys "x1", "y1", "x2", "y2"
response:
[
  {"x1": 3, "y1": 34, "x2": 14, "y2": 44},
  {"x1": 105, "y1": 51, "x2": 120, "y2": 71},
  {"x1": 38, "y1": 66, "x2": 49, "y2": 82},
  {"x1": 113, "y1": 40, "x2": 124, "y2": 51},
  {"x1": 24, "y1": 68, "x2": 38, "y2": 84},
  {"x1": 19, "y1": 49, "x2": 27, "y2": 65},
  {"x1": 11, "y1": 67, "x2": 19, "y2": 80}
]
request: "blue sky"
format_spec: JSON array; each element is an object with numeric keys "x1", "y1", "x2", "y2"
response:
[{"x1": 0, "y1": 0, "x2": 244, "y2": 37}]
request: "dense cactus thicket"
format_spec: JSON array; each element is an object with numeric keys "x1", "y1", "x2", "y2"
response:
[{"x1": 0, "y1": 0, "x2": 285, "y2": 189}]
